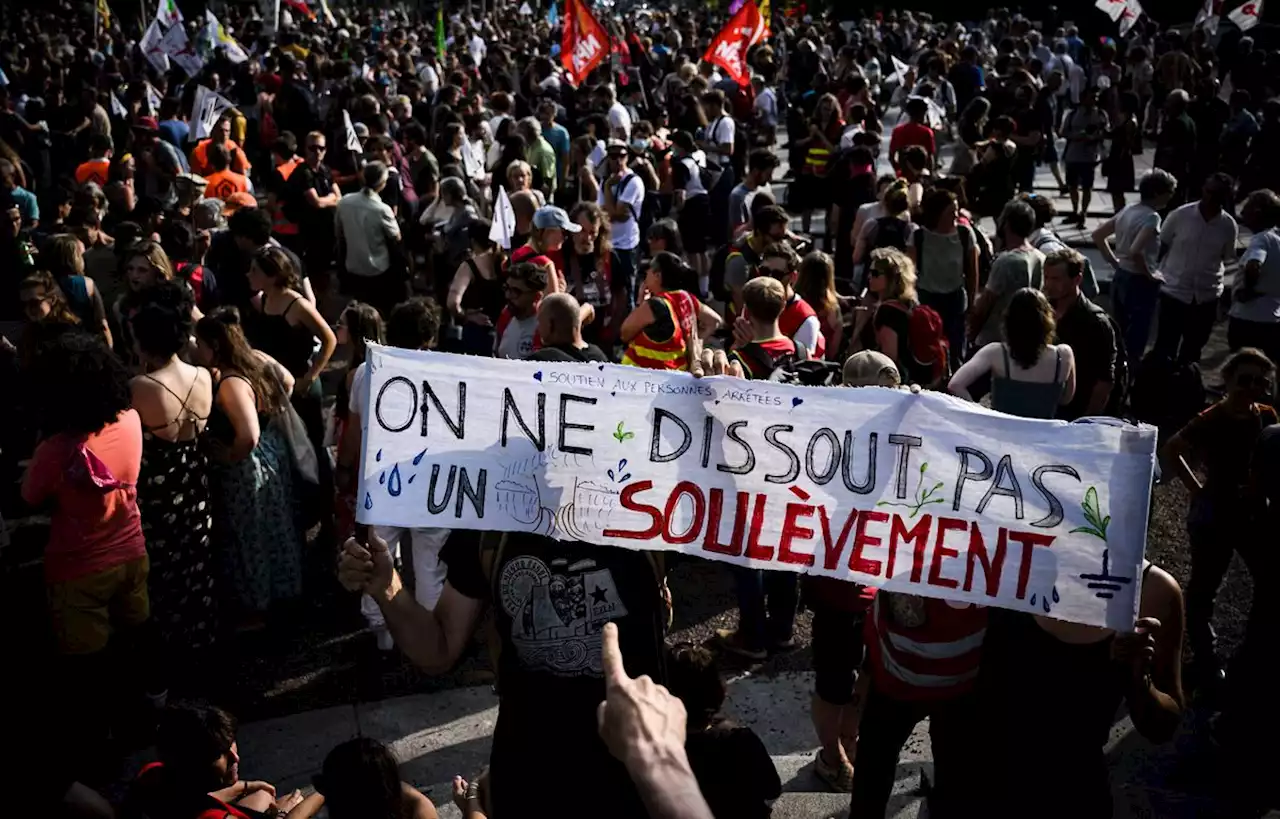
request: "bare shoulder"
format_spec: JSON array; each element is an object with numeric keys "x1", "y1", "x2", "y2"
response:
[{"x1": 1139, "y1": 563, "x2": 1183, "y2": 618}]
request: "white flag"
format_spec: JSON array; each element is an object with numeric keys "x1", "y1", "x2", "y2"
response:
[
  {"x1": 343, "y1": 110, "x2": 363, "y2": 154},
  {"x1": 490, "y1": 187, "x2": 516, "y2": 250},
  {"x1": 518, "y1": 1, "x2": 533, "y2": 14},
  {"x1": 141, "y1": 20, "x2": 171, "y2": 74},
  {"x1": 1095, "y1": 0, "x2": 1128, "y2": 21},
  {"x1": 110, "y1": 92, "x2": 128, "y2": 119},
  {"x1": 205, "y1": 11, "x2": 249, "y2": 64},
  {"x1": 1229, "y1": 0, "x2": 1263, "y2": 29},
  {"x1": 1119, "y1": 0, "x2": 1144, "y2": 34},
  {"x1": 889, "y1": 55, "x2": 911, "y2": 86},
  {"x1": 191, "y1": 85, "x2": 234, "y2": 140},
  {"x1": 160, "y1": 22, "x2": 205, "y2": 77},
  {"x1": 155, "y1": 0, "x2": 183, "y2": 28},
  {"x1": 145, "y1": 82, "x2": 162, "y2": 116},
  {"x1": 1196, "y1": 0, "x2": 1222, "y2": 33}
]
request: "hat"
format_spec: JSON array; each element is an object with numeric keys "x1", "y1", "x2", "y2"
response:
[
  {"x1": 223, "y1": 192, "x2": 258, "y2": 215},
  {"x1": 133, "y1": 115, "x2": 159, "y2": 132},
  {"x1": 175, "y1": 172, "x2": 208, "y2": 189},
  {"x1": 605, "y1": 138, "x2": 628, "y2": 155},
  {"x1": 842, "y1": 351, "x2": 901, "y2": 388},
  {"x1": 532, "y1": 205, "x2": 581, "y2": 233}
]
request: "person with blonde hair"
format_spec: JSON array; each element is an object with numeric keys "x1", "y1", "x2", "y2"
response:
[
  {"x1": 949, "y1": 288, "x2": 1077, "y2": 419},
  {"x1": 850, "y1": 248, "x2": 933, "y2": 384},
  {"x1": 853, "y1": 179, "x2": 912, "y2": 277}
]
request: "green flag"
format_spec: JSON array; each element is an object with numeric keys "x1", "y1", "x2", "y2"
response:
[{"x1": 437, "y1": 7, "x2": 446, "y2": 61}]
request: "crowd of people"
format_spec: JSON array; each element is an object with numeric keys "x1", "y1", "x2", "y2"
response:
[{"x1": 5, "y1": 1, "x2": 1280, "y2": 818}]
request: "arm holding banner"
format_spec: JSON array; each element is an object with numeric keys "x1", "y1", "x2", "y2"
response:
[
  {"x1": 1116, "y1": 565, "x2": 1185, "y2": 741},
  {"x1": 339, "y1": 533, "x2": 485, "y2": 674}
]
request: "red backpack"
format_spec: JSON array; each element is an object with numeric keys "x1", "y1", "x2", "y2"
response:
[{"x1": 881, "y1": 301, "x2": 950, "y2": 387}]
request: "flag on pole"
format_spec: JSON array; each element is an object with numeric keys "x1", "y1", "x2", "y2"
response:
[
  {"x1": 317, "y1": 0, "x2": 337, "y2": 27},
  {"x1": 1119, "y1": 0, "x2": 1144, "y2": 34},
  {"x1": 1196, "y1": 0, "x2": 1224, "y2": 33},
  {"x1": 343, "y1": 110, "x2": 363, "y2": 154},
  {"x1": 155, "y1": 0, "x2": 183, "y2": 27},
  {"x1": 141, "y1": 20, "x2": 171, "y2": 74},
  {"x1": 95, "y1": 0, "x2": 113, "y2": 34},
  {"x1": 145, "y1": 83, "x2": 162, "y2": 116},
  {"x1": 160, "y1": 21, "x2": 205, "y2": 77},
  {"x1": 1229, "y1": 0, "x2": 1264, "y2": 29},
  {"x1": 282, "y1": 0, "x2": 316, "y2": 22},
  {"x1": 110, "y1": 92, "x2": 128, "y2": 119},
  {"x1": 204, "y1": 11, "x2": 250, "y2": 63},
  {"x1": 1095, "y1": 0, "x2": 1128, "y2": 21},
  {"x1": 562, "y1": 0, "x2": 609, "y2": 86},
  {"x1": 704, "y1": 0, "x2": 767, "y2": 86},
  {"x1": 889, "y1": 54, "x2": 911, "y2": 86},
  {"x1": 490, "y1": 187, "x2": 516, "y2": 250},
  {"x1": 548, "y1": 2, "x2": 559, "y2": 27},
  {"x1": 191, "y1": 85, "x2": 234, "y2": 140},
  {"x1": 437, "y1": 7, "x2": 447, "y2": 60}
]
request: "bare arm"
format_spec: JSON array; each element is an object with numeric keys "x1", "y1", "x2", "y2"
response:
[
  {"x1": 216, "y1": 377, "x2": 261, "y2": 462},
  {"x1": 447, "y1": 260, "x2": 474, "y2": 317},
  {"x1": 293, "y1": 297, "x2": 338, "y2": 390},
  {"x1": 1058, "y1": 346, "x2": 1077, "y2": 406},
  {"x1": 1092, "y1": 217, "x2": 1120, "y2": 269},
  {"x1": 1121, "y1": 567, "x2": 1186, "y2": 743},
  {"x1": 967, "y1": 286, "x2": 999, "y2": 342},
  {"x1": 620, "y1": 300, "x2": 656, "y2": 343},
  {"x1": 1129, "y1": 225, "x2": 1158, "y2": 278},
  {"x1": 85, "y1": 278, "x2": 113, "y2": 348},
  {"x1": 948, "y1": 343, "x2": 995, "y2": 401},
  {"x1": 697, "y1": 301, "x2": 722, "y2": 339},
  {"x1": 1161, "y1": 428, "x2": 1204, "y2": 494},
  {"x1": 876, "y1": 324, "x2": 899, "y2": 366}
]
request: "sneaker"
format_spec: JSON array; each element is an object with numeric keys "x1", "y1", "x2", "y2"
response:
[
  {"x1": 813, "y1": 749, "x2": 854, "y2": 792},
  {"x1": 715, "y1": 628, "x2": 767, "y2": 661}
]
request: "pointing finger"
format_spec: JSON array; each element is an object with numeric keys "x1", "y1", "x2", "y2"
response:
[{"x1": 601, "y1": 621, "x2": 627, "y2": 689}]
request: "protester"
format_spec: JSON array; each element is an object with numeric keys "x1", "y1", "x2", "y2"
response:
[
  {"x1": 620, "y1": 251, "x2": 709, "y2": 371},
  {"x1": 908, "y1": 188, "x2": 978, "y2": 366},
  {"x1": 336, "y1": 161, "x2": 409, "y2": 320},
  {"x1": 1231, "y1": 189, "x2": 1280, "y2": 366},
  {"x1": 970, "y1": 200, "x2": 1044, "y2": 350},
  {"x1": 309, "y1": 738, "x2": 438, "y2": 819},
  {"x1": 1043, "y1": 249, "x2": 1119, "y2": 420}
]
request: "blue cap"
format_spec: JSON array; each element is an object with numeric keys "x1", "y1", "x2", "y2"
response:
[{"x1": 532, "y1": 205, "x2": 581, "y2": 233}]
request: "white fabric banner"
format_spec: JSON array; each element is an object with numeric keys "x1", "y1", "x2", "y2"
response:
[
  {"x1": 1119, "y1": 0, "x2": 1144, "y2": 35},
  {"x1": 159, "y1": 21, "x2": 205, "y2": 77},
  {"x1": 1095, "y1": 0, "x2": 1128, "y2": 21},
  {"x1": 1229, "y1": 0, "x2": 1263, "y2": 30},
  {"x1": 356, "y1": 349, "x2": 1158, "y2": 631}
]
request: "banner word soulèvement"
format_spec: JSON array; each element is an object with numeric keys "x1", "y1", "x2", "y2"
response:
[{"x1": 357, "y1": 347, "x2": 1157, "y2": 630}]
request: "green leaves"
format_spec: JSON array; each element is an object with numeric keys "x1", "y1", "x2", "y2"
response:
[
  {"x1": 877, "y1": 463, "x2": 946, "y2": 518},
  {"x1": 1071, "y1": 486, "x2": 1110, "y2": 541},
  {"x1": 613, "y1": 421, "x2": 635, "y2": 443}
]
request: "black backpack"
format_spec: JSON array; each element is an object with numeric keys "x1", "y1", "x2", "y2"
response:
[
  {"x1": 709, "y1": 236, "x2": 762, "y2": 302},
  {"x1": 1130, "y1": 352, "x2": 1206, "y2": 440},
  {"x1": 871, "y1": 216, "x2": 911, "y2": 255},
  {"x1": 768, "y1": 359, "x2": 843, "y2": 387}
]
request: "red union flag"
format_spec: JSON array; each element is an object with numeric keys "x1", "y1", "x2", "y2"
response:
[
  {"x1": 704, "y1": 0, "x2": 767, "y2": 87},
  {"x1": 562, "y1": 0, "x2": 608, "y2": 86},
  {"x1": 1229, "y1": 0, "x2": 1263, "y2": 30}
]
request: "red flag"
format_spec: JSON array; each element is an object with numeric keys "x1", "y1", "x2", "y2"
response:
[
  {"x1": 562, "y1": 0, "x2": 609, "y2": 86},
  {"x1": 703, "y1": 0, "x2": 767, "y2": 87}
]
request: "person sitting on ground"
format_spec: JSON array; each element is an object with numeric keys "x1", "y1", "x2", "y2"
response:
[
  {"x1": 729, "y1": 276, "x2": 800, "y2": 379},
  {"x1": 949, "y1": 288, "x2": 1077, "y2": 420},
  {"x1": 294, "y1": 738, "x2": 437, "y2": 819},
  {"x1": 528, "y1": 292, "x2": 609, "y2": 362},
  {"x1": 666, "y1": 643, "x2": 781, "y2": 818},
  {"x1": 124, "y1": 702, "x2": 304, "y2": 819}
]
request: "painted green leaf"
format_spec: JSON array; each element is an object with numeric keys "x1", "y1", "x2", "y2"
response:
[
  {"x1": 1084, "y1": 486, "x2": 1099, "y2": 516},
  {"x1": 1069, "y1": 525, "x2": 1103, "y2": 537},
  {"x1": 920, "y1": 461, "x2": 929, "y2": 473},
  {"x1": 1102, "y1": 515, "x2": 1111, "y2": 532}
]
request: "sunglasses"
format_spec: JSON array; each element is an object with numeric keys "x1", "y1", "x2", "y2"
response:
[{"x1": 307, "y1": 144, "x2": 327, "y2": 152}]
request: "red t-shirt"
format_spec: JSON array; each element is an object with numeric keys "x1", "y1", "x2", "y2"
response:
[
  {"x1": 889, "y1": 121, "x2": 936, "y2": 167},
  {"x1": 23, "y1": 410, "x2": 146, "y2": 583}
]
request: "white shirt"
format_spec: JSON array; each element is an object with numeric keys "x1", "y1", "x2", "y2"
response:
[
  {"x1": 1232, "y1": 228, "x2": 1280, "y2": 323},
  {"x1": 417, "y1": 62, "x2": 439, "y2": 95},
  {"x1": 335, "y1": 189, "x2": 401, "y2": 277},
  {"x1": 705, "y1": 115, "x2": 736, "y2": 163},
  {"x1": 1158, "y1": 202, "x2": 1238, "y2": 304},
  {"x1": 607, "y1": 101, "x2": 633, "y2": 139},
  {"x1": 598, "y1": 170, "x2": 645, "y2": 251},
  {"x1": 754, "y1": 87, "x2": 778, "y2": 127},
  {"x1": 469, "y1": 34, "x2": 486, "y2": 64},
  {"x1": 497, "y1": 313, "x2": 538, "y2": 359}
]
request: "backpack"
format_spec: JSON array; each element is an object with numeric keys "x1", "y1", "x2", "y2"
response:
[
  {"x1": 881, "y1": 301, "x2": 951, "y2": 387},
  {"x1": 913, "y1": 223, "x2": 975, "y2": 287},
  {"x1": 870, "y1": 216, "x2": 911, "y2": 255},
  {"x1": 768, "y1": 358, "x2": 844, "y2": 387},
  {"x1": 1130, "y1": 352, "x2": 1206, "y2": 441},
  {"x1": 709, "y1": 235, "x2": 762, "y2": 302},
  {"x1": 738, "y1": 338, "x2": 807, "y2": 379},
  {"x1": 709, "y1": 115, "x2": 748, "y2": 181}
]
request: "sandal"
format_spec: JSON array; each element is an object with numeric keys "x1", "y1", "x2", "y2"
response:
[{"x1": 813, "y1": 749, "x2": 854, "y2": 792}]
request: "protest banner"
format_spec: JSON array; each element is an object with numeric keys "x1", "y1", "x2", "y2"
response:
[{"x1": 356, "y1": 348, "x2": 1157, "y2": 631}]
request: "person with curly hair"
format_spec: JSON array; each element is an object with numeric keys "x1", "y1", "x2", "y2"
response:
[
  {"x1": 128, "y1": 280, "x2": 218, "y2": 674},
  {"x1": 195, "y1": 307, "x2": 303, "y2": 627}
]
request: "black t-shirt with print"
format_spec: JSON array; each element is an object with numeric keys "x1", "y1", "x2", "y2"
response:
[{"x1": 441, "y1": 529, "x2": 665, "y2": 818}]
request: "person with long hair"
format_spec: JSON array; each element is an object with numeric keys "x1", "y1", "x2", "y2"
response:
[
  {"x1": 115, "y1": 240, "x2": 181, "y2": 365},
  {"x1": 40, "y1": 233, "x2": 111, "y2": 343},
  {"x1": 951, "y1": 96, "x2": 991, "y2": 176},
  {"x1": 445, "y1": 219, "x2": 506, "y2": 355},
  {"x1": 849, "y1": 248, "x2": 930, "y2": 384},
  {"x1": 510, "y1": 205, "x2": 575, "y2": 293},
  {"x1": 795, "y1": 251, "x2": 843, "y2": 360},
  {"x1": 128, "y1": 281, "x2": 217, "y2": 678},
  {"x1": 566, "y1": 202, "x2": 618, "y2": 347},
  {"x1": 645, "y1": 218, "x2": 684, "y2": 258},
  {"x1": 796, "y1": 92, "x2": 845, "y2": 235},
  {"x1": 621, "y1": 251, "x2": 710, "y2": 371},
  {"x1": 949, "y1": 288, "x2": 1077, "y2": 419},
  {"x1": 195, "y1": 307, "x2": 303, "y2": 627},
  {"x1": 22, "y1": 332, "x2": 157, "y2": 743},
  {"x1": 306, "y1": 738, "x2": 439, "y2": 819},
  {"x1": 245, "y1": 246, "x2": 337, "y2": 516},
  {"x1": 909, "y1": 188, "x2": 979, "y2": 366},
  {"x1": 853, "y1": 180, "x2": 912, "y2": 275}
]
